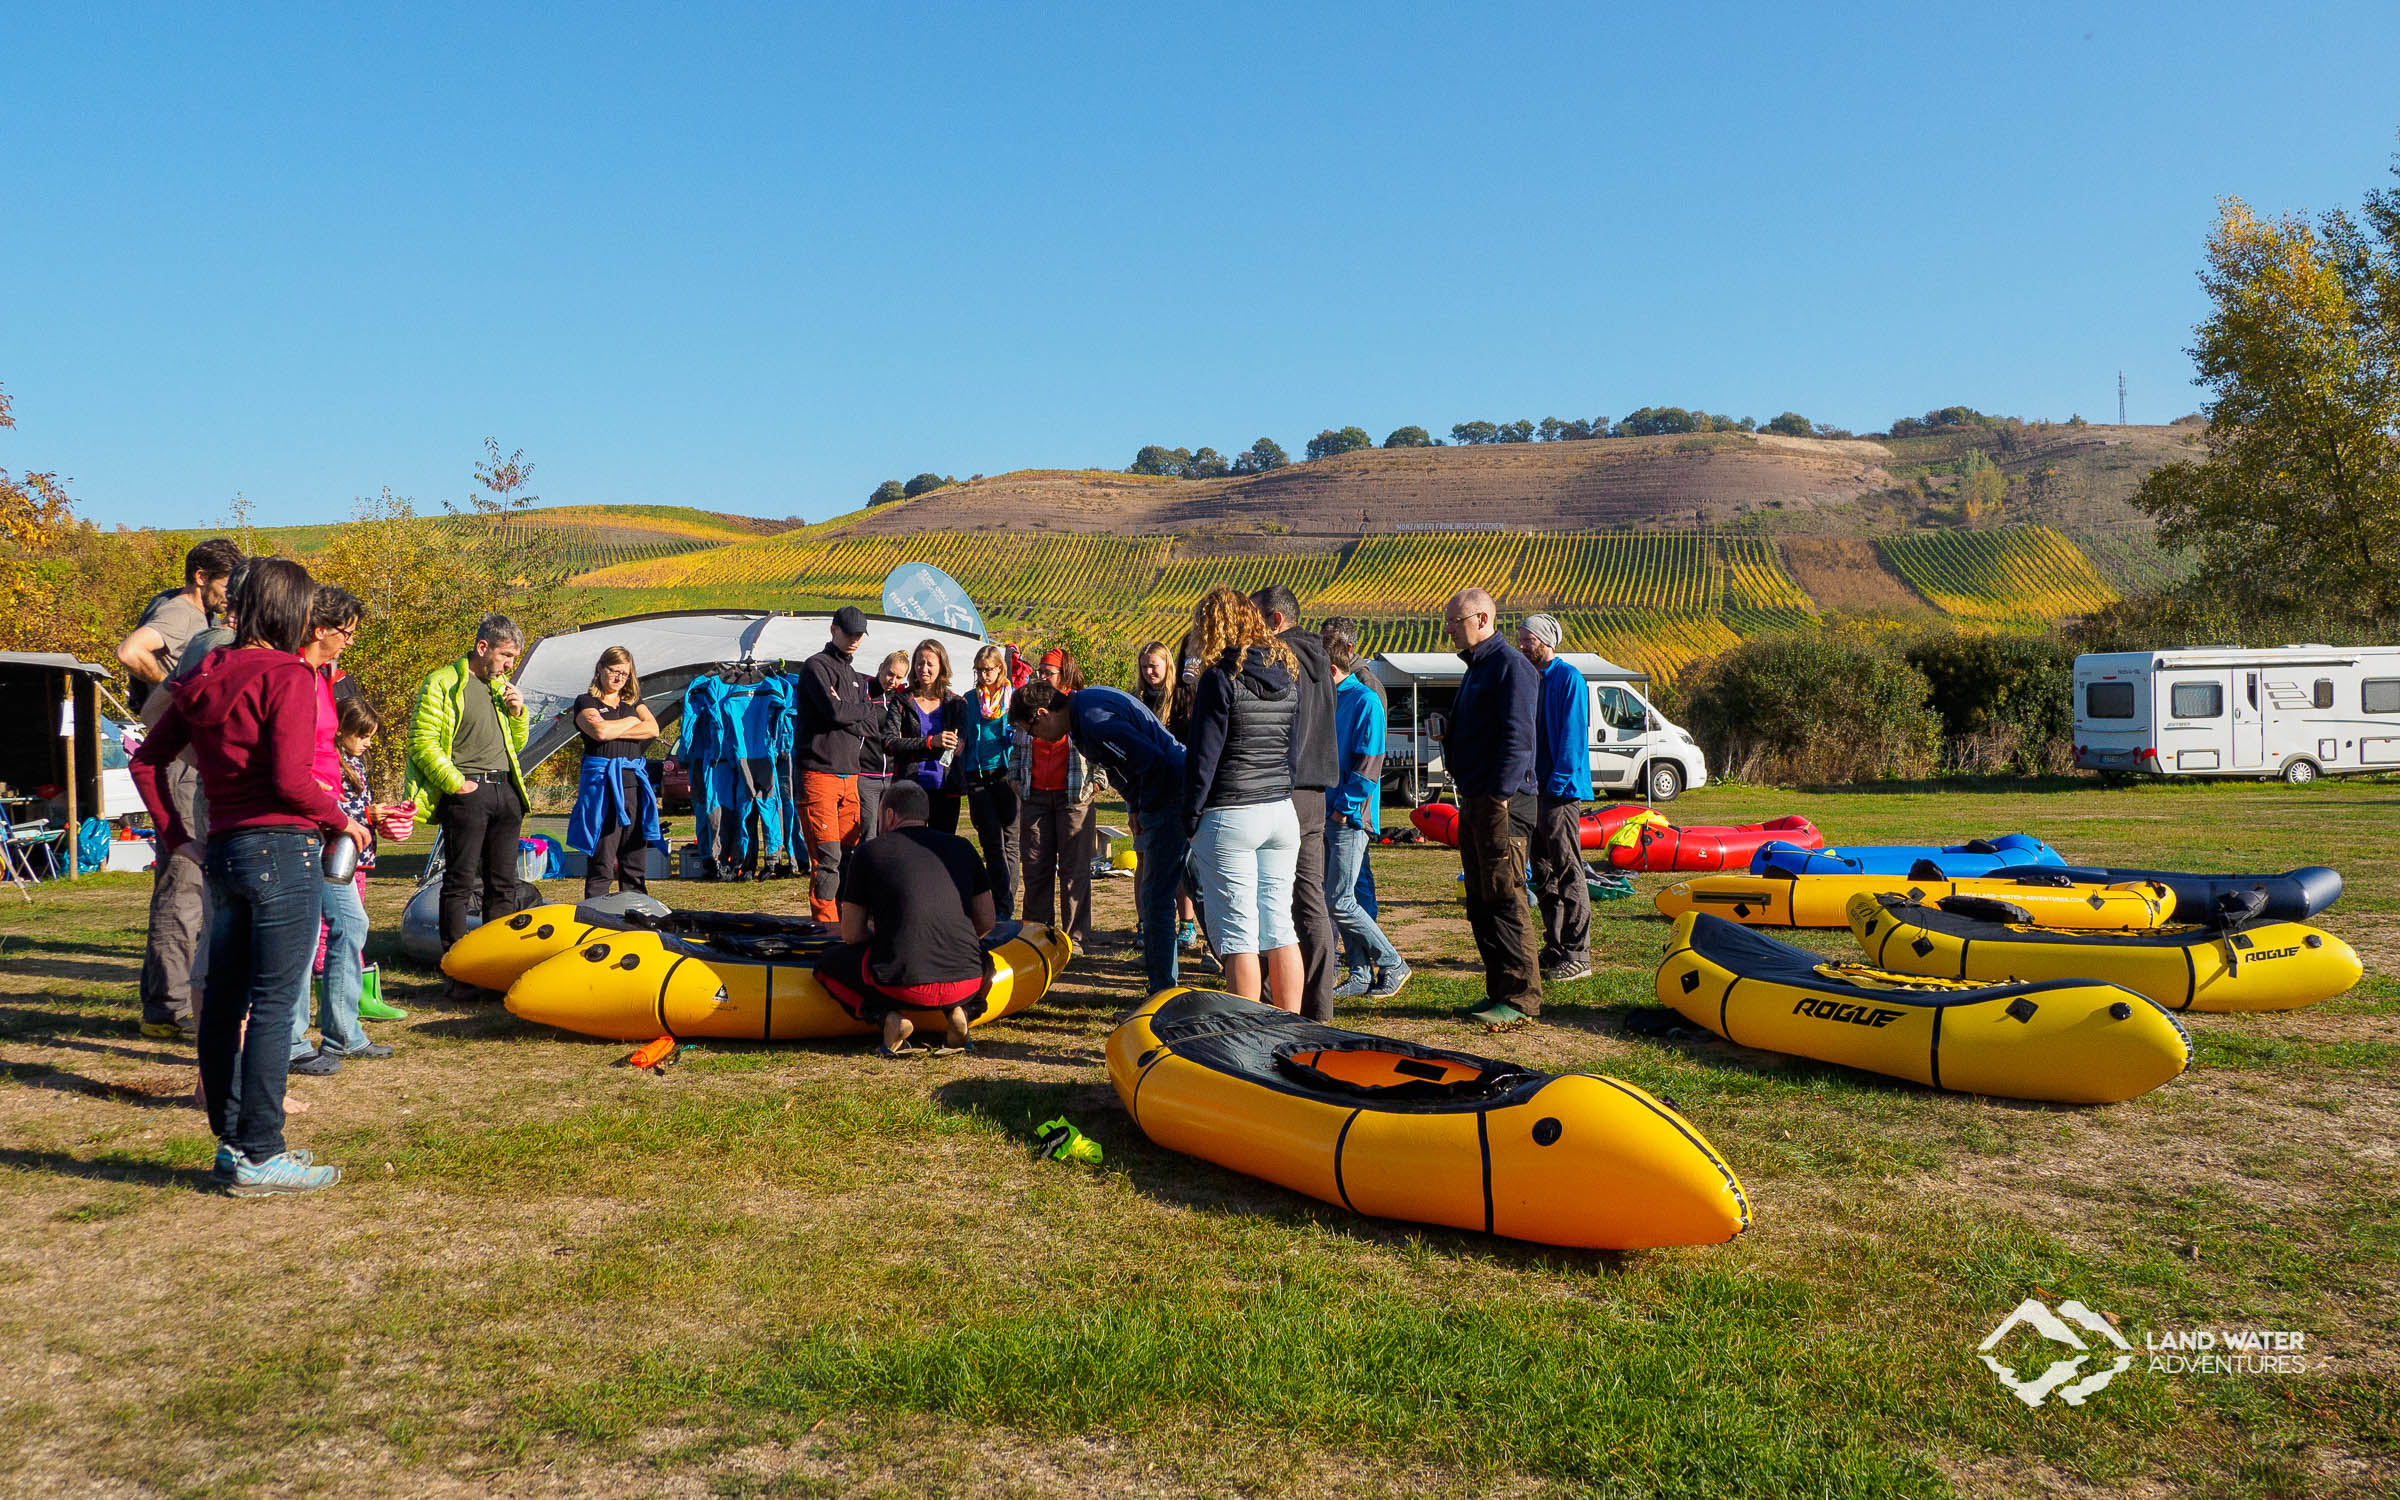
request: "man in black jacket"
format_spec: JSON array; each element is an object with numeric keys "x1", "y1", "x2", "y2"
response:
[
  {"x1": 1254, "y1": 585, "x2": 1340, "y2": 1022},
  {"x1": 1439, "y1": 586, "x2": 1544, "y2": 1029},
  {"x1": 793, "y1": 606, "x2": 884, "y2": 922}
]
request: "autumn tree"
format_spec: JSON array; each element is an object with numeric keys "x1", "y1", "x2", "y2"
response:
[
  {"x1": 313, "y1": 442, "x2": 587, "y2": 795},
  {"x1": 2136, "y1": 169, "x2": 2400, "y2": 616}
]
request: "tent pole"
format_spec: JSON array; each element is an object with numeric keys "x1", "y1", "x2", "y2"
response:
[{"x1": 62, "y1": 675, "x2": 80, "y2": 878}]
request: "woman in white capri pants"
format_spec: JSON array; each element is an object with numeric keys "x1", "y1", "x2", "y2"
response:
[{"x1": 1180, "y1": 586, "x2": 1304, "y2": 1011}]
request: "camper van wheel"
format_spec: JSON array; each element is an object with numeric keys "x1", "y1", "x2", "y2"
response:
[
  {"x1": 1645, "y1": 761, "x2": 1684, "y2": 802},
  {"x1": 2281, "y1": 759, "x2": 2320, "y2": 785}
]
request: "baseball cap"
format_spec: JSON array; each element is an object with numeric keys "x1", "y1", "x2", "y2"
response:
[{"x1": 832, "y1": 606, "x2": 871, "y2": 635}]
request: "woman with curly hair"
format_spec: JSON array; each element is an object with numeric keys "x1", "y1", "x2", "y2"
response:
[{"x1": 1181, "y1": 586, "x2": 1303, "y2": 1010}]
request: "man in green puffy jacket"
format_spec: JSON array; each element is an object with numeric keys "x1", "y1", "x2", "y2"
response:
[{"x1": 408, "y1": 615, "x2": 533, "y2": 973}]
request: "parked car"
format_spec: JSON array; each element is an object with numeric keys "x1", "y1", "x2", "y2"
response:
[{"x1": 655, "y1": 753, "x2": 692, "y2": 812}]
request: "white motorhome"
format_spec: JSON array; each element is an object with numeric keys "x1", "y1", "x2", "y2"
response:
[
  {"x1": 1368, "y1": 651, "x2": 1708, "y2": 802},
  {"x1": 2073, "y1": 645, "x2": 2400, "y2": 783}
]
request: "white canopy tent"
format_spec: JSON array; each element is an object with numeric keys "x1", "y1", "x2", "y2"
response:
[{"x1": 511, "y1": 609, "x2": 988, "y2": 772}]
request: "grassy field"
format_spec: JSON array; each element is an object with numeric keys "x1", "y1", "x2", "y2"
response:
[{"x1": 1, "y1": 779, "x2": 2394, "y2": 1497}]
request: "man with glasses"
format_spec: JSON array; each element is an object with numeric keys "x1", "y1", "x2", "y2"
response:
[
  {"x1": 408, "y1": 614, "x2": 533, "y2": 993},
  {"x1": 1436, "y1": 587, "x2": 1542, "y2": 1029},
  {"x1": 119, "y1": 537, "x2": 244, "y2": 1041}
]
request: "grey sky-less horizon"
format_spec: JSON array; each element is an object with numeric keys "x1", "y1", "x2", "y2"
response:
[{"x1": 5, "y1": 1, "x2": 2397, "y2": 530}]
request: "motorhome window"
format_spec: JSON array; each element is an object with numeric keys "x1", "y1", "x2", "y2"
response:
[
  {"x1": 1595, "y1": 686, "x2": 1646, "y2": 734},
  {"x1": 2246, "y1": 674, "x2": 2258, "y2": 709},
  {"x1": 2085, "y1": 682, "x2": 2135, "y2": 719},
  {"x1": 2170, "y1": 682, "x2": 2222, "y2": 719},
  {"x1": 2365, "y1": 679, "x2": 2400, "y2": 715},
  {"x1": 2314, "y1": 679, "x2": 2334, "y2": 709}
]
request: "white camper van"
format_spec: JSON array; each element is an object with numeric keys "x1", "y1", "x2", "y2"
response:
[
  {"x1": 1369, "y1": 651, "x2": 1708, "y2": 802},
  {"x1": 2073, "y1": 645, "x2": 2400, "y2": 783}
]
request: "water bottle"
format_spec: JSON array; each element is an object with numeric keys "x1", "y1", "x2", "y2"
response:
[{"x1": 323, "y1": 832, "x2": 359, "y2": 883}]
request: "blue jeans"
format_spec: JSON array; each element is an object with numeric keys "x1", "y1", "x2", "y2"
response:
[
  {"x1": 1132, "y1": 811, "x2": 1188, "y2": 995},
  {"x1": 202, "y1": 828, "x2": 321, "y2": 1161},
  {"x1": 1339, "y1": 831, "x2": 1380, "y2": 973},
  {"x1": 316, "y1": 875, "x2": 371, "y2": 1054},
  {"x1": 1327, "y1": 816, "x2": 1403, "y2": 975}
]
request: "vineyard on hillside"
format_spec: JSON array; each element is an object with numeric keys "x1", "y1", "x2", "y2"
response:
[
  {"x1": 568, "y1": 521, "x2": 2148, "y2": 684},
  {"x1": 1878, "y1": 526, "x2": 2120, "y2": 622}
]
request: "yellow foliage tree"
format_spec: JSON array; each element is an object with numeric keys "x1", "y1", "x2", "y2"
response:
[{"x1": 2137, "y1": 176, "x2": 2400, "y2": 616}]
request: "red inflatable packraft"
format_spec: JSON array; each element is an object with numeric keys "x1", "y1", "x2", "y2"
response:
[{"x1": 1408, "y1": 802, "x2": 1823, "y2": 873}]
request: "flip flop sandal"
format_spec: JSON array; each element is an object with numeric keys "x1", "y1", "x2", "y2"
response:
[
  {"x1": 877, "y1": 1041, "x2": 926, "y2": 1059},
  {"x1": 931, "y1": 1040, "x2": 975, "y2": 1057}
]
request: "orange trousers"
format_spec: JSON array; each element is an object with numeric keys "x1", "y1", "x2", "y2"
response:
[{"x1": 799, "y1": 771, "x2": 861, "y2": 921}]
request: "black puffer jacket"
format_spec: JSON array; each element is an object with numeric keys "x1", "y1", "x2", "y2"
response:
[{"x1": 1183, "y1": 644, "x2": 1297, "y2": 831}]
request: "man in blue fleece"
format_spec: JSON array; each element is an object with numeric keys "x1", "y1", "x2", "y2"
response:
[
  {"x1": 1010, "y1": 681, "x2": 1188, "y2": 995},
  {"x1": 1439, "y1": 587, "x2": 1543, "y2": 1029},
  {"x1": 1518, "y1": 613, "x2": 1592, "y2": 983}
]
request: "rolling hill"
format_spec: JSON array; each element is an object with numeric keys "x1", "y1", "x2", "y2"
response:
[{"x1": 557, "y1": 423, "x2": 2194, "y2": 683}]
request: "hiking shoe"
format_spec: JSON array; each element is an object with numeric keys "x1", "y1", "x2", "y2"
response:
[
  {"x1": 331, "y1": 1042, "x2": 395, "y2": 1060},
  {"x1": 1333, "y1": 970, "x2": 1373, "y2": 1001},
  {"x1": 1368, "y1": 964, "x2": 1413, "y2": 999},
  {"x1": 1462, "y1": 1001, "x2": 1530, "y2": 1031},
  {"x1": 288, "y1": 1049, "x2": 342, "y2": 1078},
  {"x1": 1542, "y1": 959, "x2": 1593, "y2": 984},
  {"x1": 227, "y1": 1150, "x2": 341, "y2": 1198},
  {"x1": 212, "y1": 1142, "x2": 244, "y2": 1184},
  {"x1": 356, "y1": 995, "x2": 409, "y2": 1022},
  {"x1": 1179, "y1": 921, "x2": 1200, "y2": 949},
  {"x1": 142, "y1": 1009, "x2": 200, "y2": 1042}
]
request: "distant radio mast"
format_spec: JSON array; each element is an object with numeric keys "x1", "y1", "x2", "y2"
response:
[{"x1": 2118, "y1": 371, "x2": 2126, "y2": 426}]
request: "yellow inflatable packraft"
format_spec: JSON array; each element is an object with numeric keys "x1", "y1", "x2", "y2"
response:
[
  {"x1": 1656, "y1": 911, "x2": 2189, "y2": 1104},
  {"x1": 442, "y1": 901, "x2": 848, "y2": 994},
  {"x1": 1106, "y1": 988, "x2": 1750, "y2": 1250},
  {"x1": 1653, "y1": 872, "x2": 2172, "y2": 931},
  {"x1": 504, "y1": 919, "x2": 1072, "y2": 1041},
  {"x1": 1846, "y1": 893, "x2": 2361, "y2": 1013}
]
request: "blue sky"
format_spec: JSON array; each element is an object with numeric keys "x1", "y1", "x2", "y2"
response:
[{"x1": 6, "y1": 2, "x2": 2397, "y2": 529}]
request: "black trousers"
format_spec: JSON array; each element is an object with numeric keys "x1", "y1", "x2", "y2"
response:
[
  {"x1": 967, "y1": 779, "x2": 1021, "y2": 921},
  {"x1": 584, "y1": 766, "x2": 650, "y2": 899},
  {"x1": 1289, "y1": 788, "x2": 1337, "y2": 1022},
  {"x1": 1531, "y1": 795, "x2": 1592, "y2": 967},
  {"x1": 1459, "y1": 792, "x2": 1543, "y2": 1015},
  {"x1": 437, "y1": 779, "x2": 527, "y2": 950}
]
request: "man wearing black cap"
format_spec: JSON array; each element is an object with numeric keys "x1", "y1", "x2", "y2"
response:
[{"x1": 793, "y1": 606, "x2": 883, "y2": 923}]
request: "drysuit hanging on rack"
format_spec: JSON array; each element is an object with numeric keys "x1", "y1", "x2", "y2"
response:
[{"x1": 680, "y1": 662, "x2": 798, "y2": 878}]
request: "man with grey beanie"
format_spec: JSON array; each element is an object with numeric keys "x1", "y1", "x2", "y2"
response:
[{"x1": 1517, "y1": 613, "x2": 1592, "y2": 982}]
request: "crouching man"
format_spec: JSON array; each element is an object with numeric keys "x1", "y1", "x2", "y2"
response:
[{"x1": 817, "y1": 779, "x2": 997, "y2": 1058}]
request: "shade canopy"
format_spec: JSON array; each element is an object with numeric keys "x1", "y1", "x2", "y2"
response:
[{"x1": 511, "y1": 610, "x2": 987, "y2": 771}]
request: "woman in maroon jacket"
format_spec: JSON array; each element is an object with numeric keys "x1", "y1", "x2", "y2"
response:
[{"x1": 132, "y1": 558, "x2": 367, "y2": 1197}]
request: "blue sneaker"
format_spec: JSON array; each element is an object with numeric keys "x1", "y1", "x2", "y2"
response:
[
  {"x1": 1368, "y1": 963, "x2": 1413, "y2": 999},
  {"x1": 1333, "y1": 969, "x2": 1373, "y2": 1001},
  {"x1": 212, "y1": 1142, "x2": 243, "y2": 1184},
  {"x1": 227, "y1": 1150, "x2": 341, "y2": 1198}
]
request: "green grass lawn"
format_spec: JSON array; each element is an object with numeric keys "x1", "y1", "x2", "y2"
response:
[{"x1": 1, "y1": 778, "x2": 2394, "y2": 1497}]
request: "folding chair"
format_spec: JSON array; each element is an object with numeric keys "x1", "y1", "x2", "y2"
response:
[{"x1": 0, "y1": 806, "x2": 65, "y2": 893}]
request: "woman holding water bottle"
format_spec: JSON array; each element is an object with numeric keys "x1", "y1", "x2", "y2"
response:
[{"x1": 883, "y1": 639, "x2": 967, "y2": 836}]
